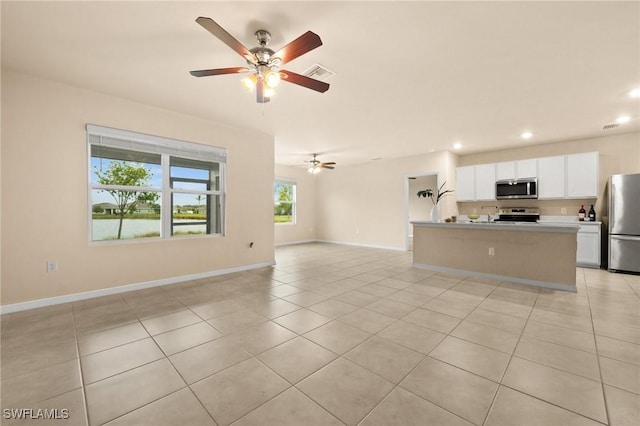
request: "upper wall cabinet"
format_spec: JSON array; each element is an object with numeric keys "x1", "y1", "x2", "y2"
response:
[
  {"x1": 566, "y1": 152, "x2": 599, "y2": 198},
  {"x1": 495, "y1": 161, "x2": 516, "y2": 180},
  {"x1": 455, "y1": 164, "x2": 496, "y2": 201},
  {"x1": 456, "y1": 166, "x2": 476, "y2": 201},
  {"x1": 456, "y1": 151, "x2": 599, "y2": 202},
  {"x1": 537, "y1": 155, "x2": 566, "y2": 199},
  {"x1": 474, "y1": 163, "x2": 496, "y2": 200},
  {"x1": 495, "y1": 159, "x2": 538, "y2": 180},
  {"x1": 537, "y1": 152, "x2": 599, "y2": 199},
  {"x1": 516, "y1": 159, "x2": 537, "y2": 179}
]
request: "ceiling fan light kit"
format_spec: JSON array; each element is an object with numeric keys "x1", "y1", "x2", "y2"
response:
[
  {"x1": 190, "y1": 17, "x2": 330, "y2": 103},
  {"x1": 306, "y1": 154, "x2": 336, "y2": 173}
]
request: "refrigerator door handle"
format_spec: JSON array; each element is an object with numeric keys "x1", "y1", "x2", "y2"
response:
[
  {"x1": 610, "y1": 183, "x2": 615, "y2": 229},
  {"x1": 611, "y1": 235, "x2": 640, "y2": 241}
]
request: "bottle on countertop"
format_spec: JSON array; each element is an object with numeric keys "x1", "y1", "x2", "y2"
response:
[
  {"x1": 588, "y1": 204, "x2": 596, "y2": 222},
  {"x1": 578, "y1": 205, "x2": 586, "y2": 221}
]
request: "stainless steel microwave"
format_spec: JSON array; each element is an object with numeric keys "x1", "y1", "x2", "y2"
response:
[{"x1": 495, "y1": 178, "x2": 538, "y2": 200}]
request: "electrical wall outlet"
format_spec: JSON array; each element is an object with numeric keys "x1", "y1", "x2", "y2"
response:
[
  {"x1": 47, "y1": 261, "x2": 58, "y2": 272},
  {"x1": 488, "y1": 247, "x2": 495, "y2": 256},
  {"x1": 561, "y1": 207, "x2": 567, "y2": 214}
]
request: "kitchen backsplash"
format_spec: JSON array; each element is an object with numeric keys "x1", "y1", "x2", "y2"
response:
[{"x1": 456, "y1": 199, "x2": 605, "y2": 219}]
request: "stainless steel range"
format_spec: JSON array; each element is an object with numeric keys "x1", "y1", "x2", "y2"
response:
[{"x1": 493, "y1": 207, "x2": 540, "y2": 223}]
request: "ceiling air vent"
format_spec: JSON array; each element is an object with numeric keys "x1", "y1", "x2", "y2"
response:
[
  {"x1": 602, "y1": 123, "x2": 620, "y2": 131},
  {"x1": 302, "y1": 63, "x2": 336, "y2": 81}
]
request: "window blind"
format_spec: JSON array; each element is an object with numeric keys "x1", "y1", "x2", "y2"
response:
[{"x1": 87, "y1": 124, "x2": 227, "y2": 164}]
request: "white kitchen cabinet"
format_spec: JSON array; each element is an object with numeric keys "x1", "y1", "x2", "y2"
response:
[
  {"x1": 458, "y1": 152, "x2": 598, "y2": 202},
  {"x1": 495, "y1": 160, "x2": 537, "y2": 181},
  {"x1": 474, "y1": 163, "x2": 496, "y2": 200},
  {"x1": 537, "y1": 155, "x2": 566, "y2": 199},
  {"x1": 456, "y1": 166, "x2": 475, "y2": 201},
  {"x1": 496, "y1": 161, "x2": 516, "y2": 180},
  {"x1": 577, "y1": 223, "x2": 601, "y2": 268},
  {"x1": 567, "y1": 152, "x2": 599, "y2": 198},
  {"x1": 517, "y1": 159, "x2": 537, "y2": 179}
]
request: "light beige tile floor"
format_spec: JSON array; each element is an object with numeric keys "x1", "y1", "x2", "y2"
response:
[{"x1": 1, "y1": 242, "x2": 639, "y2": 425}]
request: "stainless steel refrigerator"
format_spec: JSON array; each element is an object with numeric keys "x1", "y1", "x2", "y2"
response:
[{"x1": 609, "y1": 173, "x2": 640, "y2": 273}]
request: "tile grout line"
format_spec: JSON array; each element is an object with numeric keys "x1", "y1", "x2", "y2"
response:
[
  {"x1": 584, "y1": 268, "x2": 613, "y2": 426},
  {"x1": 361, "y1": 275, "x2": 493, "y2": 426},
  {"x1": 232, "y1": 293, "x2": 413, "y2": 426},
  {"x1": 161, "y1": 346, "x2": 220, "y2": 426},
  {"x1": 481, "y1": 267, "x2": 610, "y2": 425},
  {"x1": 243, "y1": 355, "x2": 347, "y2": 426},
  {"x1": 78, "y1": 292, "x2": 201, "y2": 424},
  {"x1": 364, "y1": 275, "x2": 502, "y2": 425},
  {"x1": 479, "y1": 281, "x2": 541, "y2": 426},
  {"x1": 71, "y1": 300, "x2": 92, "y2": 426}
]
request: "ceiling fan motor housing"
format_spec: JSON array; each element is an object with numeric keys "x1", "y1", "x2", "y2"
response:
[
  {"x1": 249, "y1": 30, "x2": 282, "y2": 71},
  {"x1": 250, "y1": 48, "x2": 276, "y2": 66}
]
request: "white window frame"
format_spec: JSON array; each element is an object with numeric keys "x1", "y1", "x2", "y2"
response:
[
  {"x1": 87, "y1": 124, "x2": 226, "y2": 243},
  {"x1": 274, "y1": 178, "x2": 297, "y2": 225}
]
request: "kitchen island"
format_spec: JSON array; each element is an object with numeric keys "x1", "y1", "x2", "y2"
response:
[{"x1": 411, "y1": 221, "x2": 579, "y2": 292}]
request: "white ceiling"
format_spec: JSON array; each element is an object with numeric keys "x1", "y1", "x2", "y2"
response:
[{"x1": 2, "y1": 1, "x2": 639, "y2": 167}]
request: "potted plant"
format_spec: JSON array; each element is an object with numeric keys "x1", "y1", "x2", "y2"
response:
[{"x1": 417, "y1": 181, "x2": 454, "y2": 222}]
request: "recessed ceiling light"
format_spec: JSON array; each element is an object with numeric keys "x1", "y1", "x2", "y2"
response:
[
  {"x1": 616, "y1": 115, "x2": 631, "y2": 124},
  {"x1": 629, "y1": 88, "x2": 640, "y2": 98},
  {"x1": 453, "y1": 142, "x2": 462, "y2": 150},
  {"x1": 521, "y1": 131, "x2": 533, "y2": 139}
]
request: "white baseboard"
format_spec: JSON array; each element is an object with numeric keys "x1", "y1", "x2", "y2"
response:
[
  {"x1": 275, "y1": 239, "x2": 407, "y2": 252},
  {"x1": 275, "y1": 239, "x2": 317, "y2": 247},
  {"x1": 0, "y1": 261, "x2": 276, "y2": 314},
  {"x1": 412, "y1": 262, "x2": 577, "y2": 293},
  {"x1": 316, "y1": 239, "x2": 407, "y2": 252}
]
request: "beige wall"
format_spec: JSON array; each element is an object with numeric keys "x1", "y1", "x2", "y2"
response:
[
  {"x1": 274, "y1": 164, "x2": 317, "y2": 245},
  {"x1": 456, "y1": 132, "x2": 640, "y2": 220},
  {"x1": 1, "y1": 71, "x2": 275, "y2": 306},
  {"x1": 316, "y1": 151, "x2": 457, "y2": 250}
]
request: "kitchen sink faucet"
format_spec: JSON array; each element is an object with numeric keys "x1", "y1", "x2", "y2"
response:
[{"x1": 482, "y1": 205, "x2": 499, "y2": 222}]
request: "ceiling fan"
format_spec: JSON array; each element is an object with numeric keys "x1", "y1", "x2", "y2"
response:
[
  {"x1": 190, "y1": 17, "x2": 330, "y2": 103},
  {"x1": 306, "y1": 154, "x2": 336, "y2": 174}
]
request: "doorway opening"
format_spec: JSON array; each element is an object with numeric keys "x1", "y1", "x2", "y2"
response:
[{"x1": 404, "y1": 173, "x2": 438, "y2": 251}]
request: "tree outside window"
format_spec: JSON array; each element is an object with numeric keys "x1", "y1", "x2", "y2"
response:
[
  {"x1": 90, "y1": 147, "x2": 162, "y2": 241},
  {"x1": 94, "y1": 161, "x2": 160, "y2": 239},
  {"x1": 274, "y1": 181, "x2": 296, "y2": 224}
]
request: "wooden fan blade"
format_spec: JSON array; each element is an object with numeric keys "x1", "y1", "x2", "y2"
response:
[
  {"x1": 320, "y1": 162, "x2": 336, "y2": 166},
  {"x1": 190, "y1": 67, "x2": 249, "y2": 77},
  {"x1": 196, "y1": 17, "x2": 256, "y2": 63},
  {"x1": 274, "y1": 31, "x2": 323, "y2": 65},
  {"x1": 280, "y1": 70, "x2": 330, "y2": 93},
  {"x1": 321, "y1": 165, "x2": 335, "y2": 169}
]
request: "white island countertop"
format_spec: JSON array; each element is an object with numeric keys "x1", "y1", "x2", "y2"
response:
[{"x1": 411, "y1": 221, "x2": 579, "y2": 233}]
